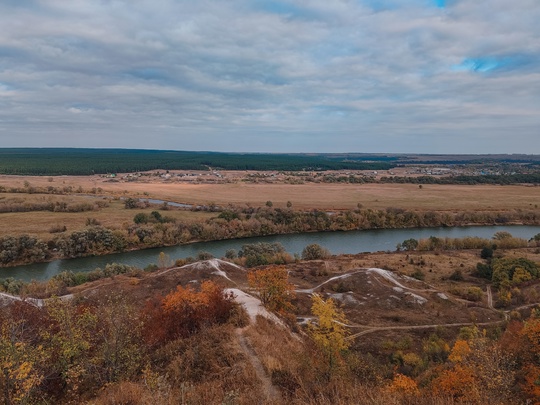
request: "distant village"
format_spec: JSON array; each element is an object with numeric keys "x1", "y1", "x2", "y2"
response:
[{"x1": 99, "y1": 161, "x2": 537, "y2": 185}]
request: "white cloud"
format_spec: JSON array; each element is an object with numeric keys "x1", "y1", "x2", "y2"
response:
[{"x1": 0, "y1": 0, "x2": 538, "y2": 152}]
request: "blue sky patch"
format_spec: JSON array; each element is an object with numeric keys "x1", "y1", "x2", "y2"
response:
[{"x1": 254, "y1": 0, "x2": 315, "y2": 19}]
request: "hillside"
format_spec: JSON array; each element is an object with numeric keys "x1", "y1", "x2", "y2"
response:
[{"x1": 2, "y1": 249, "x2": 540, "y2": 404}]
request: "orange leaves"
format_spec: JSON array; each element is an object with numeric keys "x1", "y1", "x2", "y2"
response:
[
  {"x1": 247, "y1": 266, "x2": 295, "y2": 313},
  {"x1": 522, "y1": 317, "x2": 540, "y2": 358},
  {"x1": 448, "y1": 340, "x2": 471, "y2": 363},
  {"x1": 163, "y1": 282, "x2": 208, "y2": 314},
  {"x1": 143, "y1": 281, "x2": 235, "y2": 346},
  {"x1": 433, "y1": 364, "x2": 478, "y2": 400},
  {"x1": 389, "y1": 373, "x2": 419, "y2": 397},
  {"x1": 523, "y1": 365, "x2": 540, "y2": 401}
]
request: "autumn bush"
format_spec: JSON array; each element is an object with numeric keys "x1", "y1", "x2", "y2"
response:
[
  {"x1": 141, "y1": 280, "x2": 236, "y2": 346},
  {"x1": 247, "y1": 266, "x2": 296, "y2": 314}
]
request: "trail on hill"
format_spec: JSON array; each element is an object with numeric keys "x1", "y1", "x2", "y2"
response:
[{"x1": 235, "y1": 328, "x2": 281, "y2": 403}]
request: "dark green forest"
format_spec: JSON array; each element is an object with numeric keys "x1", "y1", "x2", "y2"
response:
[{"x1": 0, "y1": 149, "x2": 394, "y2": 175}]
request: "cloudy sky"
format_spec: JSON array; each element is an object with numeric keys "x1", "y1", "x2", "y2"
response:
[{"x1": 0, "y1": 0, "x2": 538, "y2": 153}]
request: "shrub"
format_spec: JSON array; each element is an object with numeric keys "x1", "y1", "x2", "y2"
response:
[
  {"x1": 86, "y1": 217, "x2": 101, "y2": 226},
  {"x1": 49, "y1": 224, "x2": 67, "y2": 233},
  {"x1": 133, "y1": 213, "x2": 149, "y2": 224},
  {"x1": 449, "y1": 269, "x2": 464, "y2": 281},
  {"x1": 197, "y1": 251, "x2": 214, "y2": 260},
  {"x1": 480, "y1": 247, "x2": 494, "y2": 260},
  {"x1": 410, "y1": 269, "x2": 425, "y2": 281},
  {"x1": 301, "y1": 244, "x2": 331, "y2": 260},
  {"x1": 124, "y1": 198, "x2": 139, "y2": 209}
]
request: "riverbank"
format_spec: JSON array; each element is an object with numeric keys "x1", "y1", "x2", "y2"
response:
[{"x1": 3, "y1": 224, "x2": 540, "y2": 281}]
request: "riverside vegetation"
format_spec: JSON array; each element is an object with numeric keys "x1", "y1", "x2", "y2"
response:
[{"x1": 1, "y1": 200, "x2": 540, "y2": 267}]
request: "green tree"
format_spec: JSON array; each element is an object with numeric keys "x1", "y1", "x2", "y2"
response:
[
  {"x1": 301, "y1": 244, "x2": 330, "y2": 260},
  {"x1": 133, "y1": 213, "x2": 149, "y2": 224},
  {"x1": 401, "y1": 238, "x2": 419, "y2": 251},
  {"x1": 480, "y1": 247, "x2": 494, "y2": 260}
]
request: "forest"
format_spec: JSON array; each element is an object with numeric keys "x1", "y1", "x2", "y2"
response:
[{"x1": 0, "y1": 149, "x2": 393, "y2": 175}]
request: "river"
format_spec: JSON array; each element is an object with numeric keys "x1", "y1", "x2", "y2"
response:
[{"x1": 2, "y1": 225, "x2": 540, "y2": 281}]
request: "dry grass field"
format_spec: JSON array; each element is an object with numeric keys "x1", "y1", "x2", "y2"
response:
[
  {"x1": 0, "y1": 194, "x2": 214, "y2": 239},
  {"x1": 1, "y1": 174, "x2": 539, "y2": 211},
  {"x1": 1, "y1": 173, "x2": 539, "y2": 239}
]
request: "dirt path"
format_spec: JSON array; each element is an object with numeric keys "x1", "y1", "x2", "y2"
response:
[
  {"x1": 487, "y1": 285, "x2": 493, "y2": 309},
  {"x1": 346, "y1": 319, "x2": 508, "y2": 340},
  {"x1": 235, "y1": 328, "x2": 281, "y2": 403}
]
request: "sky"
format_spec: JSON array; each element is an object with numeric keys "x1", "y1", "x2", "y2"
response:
[{"x1": 0, "y1": 0, "x2": 538, "y2": 154}]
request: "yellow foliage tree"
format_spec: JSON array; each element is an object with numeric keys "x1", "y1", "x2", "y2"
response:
[
  {"x1": 308, "y1": 294, "x2": 350, "y2": 373},
  {"x1": 247, "y1": 266, "x2": 295, "y2": 313},
  {"x1": 0, "y1": 321, "x2": 44, "y2": 405},
  {"x1": 448, "y1": 340, "x2": 471, "y2": 363},
  {"x1": 42, "y1": 298, "x2": 98, "y2": 399}
]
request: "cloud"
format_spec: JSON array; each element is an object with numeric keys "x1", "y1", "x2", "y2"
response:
[{"x1": 0, "y1": 0, "x2": 538, "y2": 153}]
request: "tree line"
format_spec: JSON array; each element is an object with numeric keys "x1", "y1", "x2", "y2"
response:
[
  {"x1": 2, "y1": 205, "x2": 540, "y2": 267},
  {"x1": 0, "y1": 149, "x2": 393, "y2": 175}
]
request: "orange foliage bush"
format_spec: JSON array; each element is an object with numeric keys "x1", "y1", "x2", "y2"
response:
[
  {"x1": 389, "y1": 373, "x2": 419, "y2": 397},
  {"x1": 433, "y1": 364, "x2": 478, "y2": 400},
  {"x1": 141, "y1": 281, "x2": 235, "y2": 346}
]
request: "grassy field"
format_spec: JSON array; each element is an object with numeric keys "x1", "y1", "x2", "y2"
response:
[
  {"x1": 2, "y1": 174, "x2": 540, "y2": 211},
  {"x1": 128, "y1": 182, "x2": 539, "y2": 211},
  {"x1": 1, "y1": 174, "x2": 539, "y2": 239},
  {"x1": 0, "y1": 194, "x2": 214, "y2": 239}
]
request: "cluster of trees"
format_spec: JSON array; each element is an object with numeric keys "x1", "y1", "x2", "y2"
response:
[
  {"x1": 54, "y1": 227, "x2": 126, "y2": 258},
  {"x1": 153, "y1": 206, "x2": 539, "y2": 250},
  {"x1": 398, "y1": 233, "x2": 531, "y2": 252},
  {"x1": 0, "y1": 200, "x2": 99, "y2": 214},
  {"x1": 0, "y1": 235, "x2": 49, "y2": 265},
  {"x1": 299, "y1": 172, "x2": 540, "y2": 186},
  {"x1": 0, "y1": 281, "x2": 240, "y2": 404},
  {"x1": 0, "y1": 184, "x2": 103, "y2": 196},
  {"x1": 379, "y1": 173, "x2": 540, "y2": 185}
]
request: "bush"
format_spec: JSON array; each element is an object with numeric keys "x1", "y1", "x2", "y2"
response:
[
  {"x1": 301, "y1": 244, "x2": 330, "y2": 260},
  {"x1": 480, "y1": 247, "x2": 494, "y2": 260},
  {"x1": 49, "y1": 224, "x2": 67, "y2": 233},
  {"x1": 133, "y1": 213, "x2": 149, "y2": 224},
  {"x1": 197, "y1": 251, "x2": 214, "y2": 260},
  {"x1": 449, "y1": 269, "x2": 464, "y2": 281},
  {"x1": 401, "y1": 238, "x2": 419, "y2": 251},
  {"x1": 124, "y1": 198, "x2": 139, "y2": 209},
  {"x1": 410, "y1": 269, "x2": 425, "y2": 281},
  {"x1": 239, "y1": 242, "x2": 289, "y2": 268},
  {"x1": 473, "y1": 262, "x2": 492, "y2": 279},
  {"x1": 86, "y1": 217, "x2": 101, "y2": 226}
]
